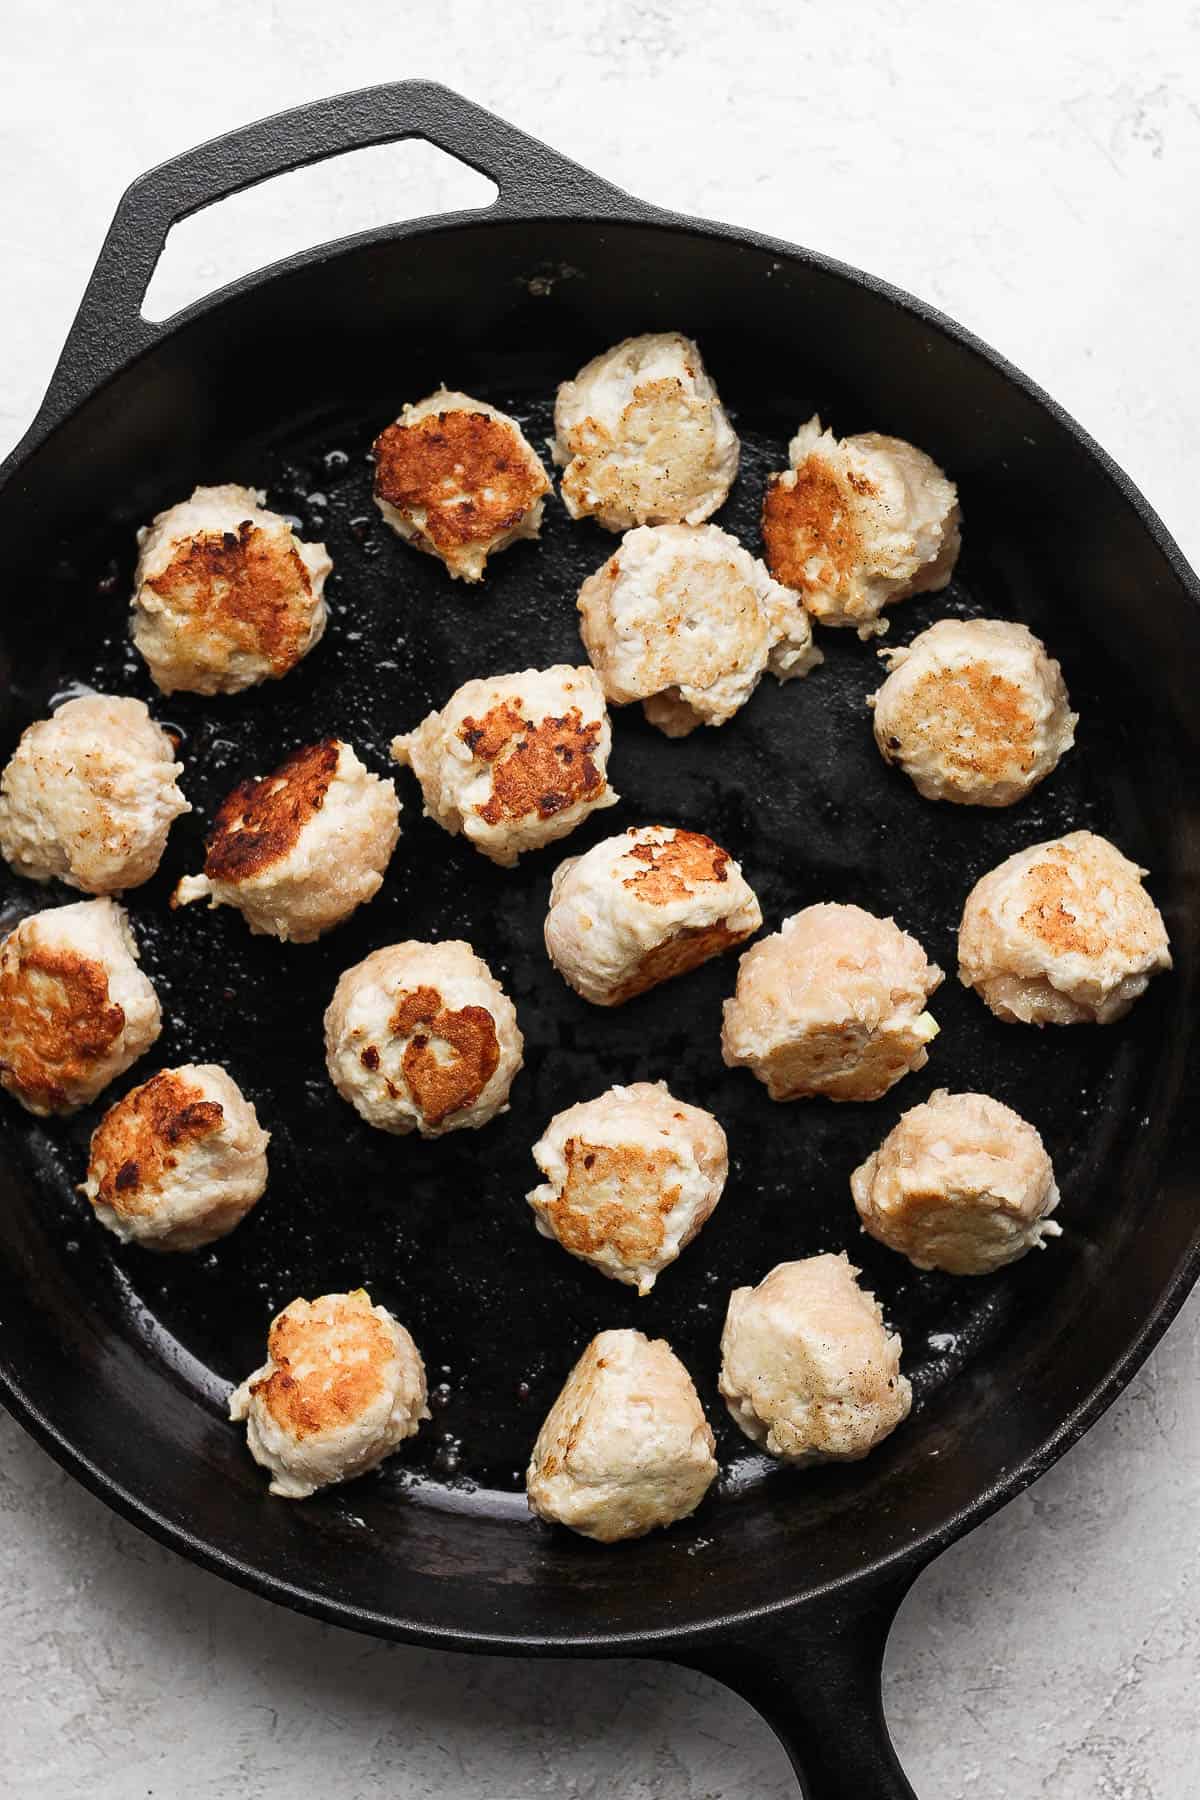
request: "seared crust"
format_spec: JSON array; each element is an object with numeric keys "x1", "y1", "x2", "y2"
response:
[
  {"x1": 622, "y1": 829, "x2": 729, "y2": 903},
  {"x1": 1017, "y1": 854, "x2": 1113, "y2": 958},
  {"x1": 610, "y1": 918, "x2": 745, "y2": 1002},
  {"x1": 389, "y1": 985, "x2": 501, "y2": 1126},
  {"x1": 147, "y1": 520, "x2": 315, "y2": 674},
  {"x1": 0, "y1": 937, "x2": 123, "y2": 1113},
  {"x1": 549, "y1": 1139, "x2": 682, "y2": 1265},
  {"x1": 204, "y1": 740, "x2": 340, "y2": 884},
  {"x1": 252, "y1": 1292, "x2": 396, "y2": 1440},
  {"x1": 461, "y1": 704, "x2": 606, "y2": 826},
  {"x1": 86, "y1": 1070, "x2": 223, "y2": 1219},
  {"x1": 373, "y1": 409, "x2": 549, "y2": 552},
  {"x1": 762, "y1": 456, "x2": 866, "y2": 600}
]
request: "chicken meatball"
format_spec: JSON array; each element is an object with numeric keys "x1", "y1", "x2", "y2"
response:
[
  {"x1": 958, "y1": 830, "x2": 1172, "y2": 1025},
  {"x1": 552, "y1": 332, "x2": 739, "y2": 532},
  {"x1": 527, "y1": 1081, "x2": 727, "y2": 1293},
  {"x1": 722, "y1": 903, "x2": 943, "y2": 1102},
  {"x1": 719, "y1": 1254, "x2": 911, "y2": 1463},
  {"x1": 577, "y1": 523, "x2": 821, "y2": 738},
  {"x1": 391, "y1": 664, "x2": 617, "y2": 867},
  {"x1": 82, "y1": 1063, "x2": 269, "y2": 1251},
  {"x1": 870, "y1": 618, "x2": 1076, "y2": 806},
  {"x1": 372, "y1": 388, "x2": 551, "y2": 582},
  {"x1": 229, "y1": 1290, "x2": 429, "y2": 1499},
  {"x1": 173, "y1": 739, "x2": 400, "y2": 943},
  {"x1": 0, "y1": 898, "x2": 161, "y2": 1116},
  {"x1": 0, "y1": 694, "x2": 189, "y2": 893},
  {"x1": 526, "y1": 1328, "x2": 717, "y2": 1541},
  {"x1": 762, "y1": 416, "x2": 960, "y2": 637},
  {"x1": 851, "y1": 1088, "x2": 1061, "y2": 1276},
  {"x1": 545, "y1": 825, "x2": 762, "y2": 1005},
  {"x1": 132, "y1": 484, "x2": 331, "y2": 695},
  {"x1": 325, "y1": 939, "x2": 523, "y2": 1137}
]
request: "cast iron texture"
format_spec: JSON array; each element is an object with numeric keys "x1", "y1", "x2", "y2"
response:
[{"x1": 1, "y1": 83, "x2": 1197, "y2": 1800}]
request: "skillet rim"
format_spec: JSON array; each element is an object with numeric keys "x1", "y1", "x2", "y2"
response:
[{"x1": 1, "y1": 182, "x2": 1198, "y2": 1654}]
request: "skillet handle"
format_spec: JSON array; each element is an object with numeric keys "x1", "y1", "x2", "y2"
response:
[
  {"x1": 31, "y1": 80, "x2": 639, "y2": 430},
  {"x1": 676, "y1": 1569, "x2": 922, "y2": 1798}
]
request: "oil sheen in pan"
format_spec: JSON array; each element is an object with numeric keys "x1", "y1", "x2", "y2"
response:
[{"x1": 0, "y1": 373, "x2": 1163, "y2": 1522}]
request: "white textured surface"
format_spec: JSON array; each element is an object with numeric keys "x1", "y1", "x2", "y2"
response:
[{"x1": 2, "y1": 2, "x2": 1198, "y2": 1794}]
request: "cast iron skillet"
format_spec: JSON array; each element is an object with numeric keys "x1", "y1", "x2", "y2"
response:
[{"x1": 1, "y1": 81, "x2": 1197, "y2": 1798}]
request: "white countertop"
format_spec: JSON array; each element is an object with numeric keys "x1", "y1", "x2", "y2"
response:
[{"x1": 2, "y1": 3, "x2": 1198, "y2": 1795}]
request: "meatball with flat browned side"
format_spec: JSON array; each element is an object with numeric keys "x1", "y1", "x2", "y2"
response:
[
  {"x1": 173, "y1": 739, "x2": 400, "y2": 943},
  {"x1": 527, "y1": 1081, "x2": 727, "y2": 1293},
  {"x1": 373, "y1": 389, "x2": 550, "y2": 582},
  {"x1": 553, "y1": 333, "x2": 739, "y2": 532},
  {"x1": 230, "y1": 1291, "x2": 429, "y2": 1499},
  {"x1": 324, "y1": 939, "x2": 523, "y2": 1138},
  {"x1": 762, "y1": 417, "x2": 960, "y2": 637},
  {"x1": 0, "y1": 898, "x2": 161, "y2": 1116},
  {"x1": 958, "y1": 830, "x2": 1171, "y2": 1025},
  {"x1": 82, "y1": 1063, "x2": 269, "y2": 1252},
  {"x1": 0, "y1": 695, "x2": 189, "y2": 893},
  {"x1": 391, "y1": 664, "x2": 617, "y2": 867},
  {"x1": 132, "y1": 484, "x2": 330, "y2": 695}
]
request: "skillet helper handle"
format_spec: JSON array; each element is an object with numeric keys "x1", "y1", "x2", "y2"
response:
[
  {"x1": 34, "y1": 79, "x2": 635, "y2": 427},
  {"x1": 677, "y1": 1571, "x2": 921, "y2": 1799}
]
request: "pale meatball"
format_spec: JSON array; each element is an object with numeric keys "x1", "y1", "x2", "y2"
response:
[
  {"x1": 870, "y1": 618, "x2": 1076, "y2": 806},
  {"x1": 545, "y1": 825, "x2": 762, "y2": 1005},
  {"x1": 552, "y1": 332, "x2": 739, "y2": 532},
  {"x1": 577, "y1": 523, "x2": 821, "y2": 738},
  {"x1": 229, "y1": 1290, "x2": 429, "y2": 1499},
  {"x1": 0, "y1": 898, "x2": 161, "y2": 1116},
  {"x1": 526, "y1": 1328, "x2": 717, "y2": 1541},
  {"x1": 0, "y1": 695, "x2": 189, "y2": 892},
  {"x1": 325, "y1": 939, "x2": 524, "y2": 1137},
  {"x1": 851, "y1": 1088, "x2": 1061, "y2": 1276},
  {"x1": 719, "y1": 1254, "x2": 912, "y2": 1462},
  {"x1": 762, "y1": 416, "x2": 961, "y2": 637},
  {"x1": 81, "y1": 1063, "x2": 269, "y2": 1251},
  {"x1": 958, "y1": 830, "x2": 1172, "y2": 1026},
  {"x1": 132, "y1": 484, "x2": 331, "y2": 695},
  {"x1": 527, "y1": 1081, "x2": 727, "y2": 1293},
  {"x1": 722, "y1": 903, "x2": 943, "y2": 1102},
  {"x1": 391, "y1": 664, "x2": 617, "y2": 868},
  {"x1": 173, "y1": 739, "x2": 400, "y2": 943},
  {"x1": 372, "y1": 388, "x2": 551, "y2": 582}
]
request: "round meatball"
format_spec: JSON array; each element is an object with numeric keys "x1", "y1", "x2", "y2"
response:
[
  {"x1": 527, "y1": 1081, "x2": 727, "y2": 1293},
  {"x1": 173, "y1": 739, "x2": 400, "y2": 943},
  {"x1": 721, "y1": 903, "x2": 943, "y2": 1102},
  {"x1": 851, "y1": 1088, "x2": 1061, "y2": 1276},
  {"x1": 762, "y1": 416, "x2": 961, "y2": 637},
  {"x1": 870, "y1": 618, "x2": 1076, "y2": 806},
  {"x1": 391, "y1": 664, "x2": 617, "y2": 868},
  {"x1": 0, "y1": 695, "x2": 189, "y2": 893},
  {"x1": 545, "y1": 825, "x2": 762, "y2": 1005},
  {"x1": 0, "y1": 898, "x2": 161, "y2": 1116},
  {"x1": 132, "y1": 484, "x2": 330, "y2": 695},
  {"x1": 552, "y1": 332, "x2": 739, "y2": 532},
  {"x1": 958, "y1": 830, "x2": 1172, "y2": 1025},
  {"x1": 372, "y1": 388, "x2": 550, "y2": 582},
  {"x1": 325, "y1": 939, "x2": 524, "y2": 1137},
  {"x1": 229, "y1": 1290, "x2": 429, "y2": 1499},
  {"x1": 82, "y1": 1063, "x2": 269, "y2": 1251},
  {"x1": 577, "y1": 523, "x2": 821, "y2": 738},
  {"x1": 526, "y1": 1328, "x2": 717, "y2": 1542},
  {"x1": 719, "y1": 1254, "x2": 912, "y2": 1462}
]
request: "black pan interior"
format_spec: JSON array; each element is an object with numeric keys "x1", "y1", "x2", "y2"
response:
[{"x1": 1, "y1": 216, "x2": 1197, "y2": 1648}]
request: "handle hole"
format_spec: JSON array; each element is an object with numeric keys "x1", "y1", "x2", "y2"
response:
[{"x1": 141, "y1": 139, "x2": 498, "y2": 322}]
